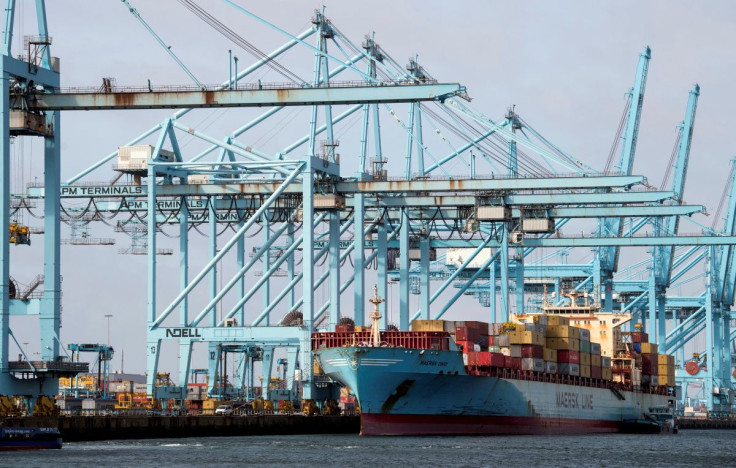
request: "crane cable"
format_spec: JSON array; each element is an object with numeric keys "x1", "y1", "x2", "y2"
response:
[
  {"x1": 177, "y1": 0, "x2": 307, "y2": 85},
  {"x1": 604, "y1": 96, "x2": 631, "y2": 174}
]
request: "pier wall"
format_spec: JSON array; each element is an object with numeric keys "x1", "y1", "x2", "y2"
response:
[{"x1": 2, "y1": 415, "x2": 360, "y2": 441}]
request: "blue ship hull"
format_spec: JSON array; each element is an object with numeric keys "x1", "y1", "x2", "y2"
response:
[{"x1": 315, "y1": 346, "x2": 673, "y2": 435}]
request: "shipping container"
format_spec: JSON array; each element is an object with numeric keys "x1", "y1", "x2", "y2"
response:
[
  {"x1": 489, "y1": 352, "x2": 506, "y2": 367},
  {"x1": 490, "y1": 323, "x2": 505, "y2": 336},
  {"x1": 546, "y1": 325, "x2": 580, "y2": 339},
  {"x1": 545, "y1": 361, "x2": 558, "y2": 374},
  {"x1": 641, "y1": 342, "x2": 658, "y2": 354},
  {"x1": 521, "y1": 358, "x2": 545, "y2": 372},
  {"x1": 632, "y1": 342, "x2": 641, "y2": 353},
  {"x1": 579, "y1": 340, "x2": 591, "y2": 354},
  {"x1": 466, "y1": 352, "x2": 478, "y2": 367},
  {"x1": 602, "y1": 368, "x2": 612, "y2": 380},
  {"x1": 456, "y1": 340, "x2": 474, "y2": 352},
  {"x1": 335, "y1": 324, "x2": 354, "y2": 333},
  {"x1": 510, "y1": 345, "x2": 522, "y2": 358},
  {"x1": 546, "y1": 337, "x2": 580, "y2": 351},
  {"x1": 476, "y1": 351, "x2": 506, "y2": 367},
  {"x1": 508, "y1": 330, "x2": 545, "y2": 346},
  {"x1": 532, "y1": 315, "x2": 549, "y2": 325},
  {"x1": 557, "y1": 350, "x2": 580, "y2": 364},
  {"x1": 545, "y1": 315, "x2": 569, "y2": 326},
  {"x1": 543, "y1": 348, "x2": 557, "y2": 362},
  {"x1": 499, "y1": 346, "x2": 511, "y2": 356},
  {"x1": 590, "y1": 342, "x2": 601, "y2": 355},
  {"x1": 504, "y1": 356, "x2": 522, "y2": 370},
  {"x1": 495, "y1": 334, "x2": 510, "y2": 347},
  {"x1": 558, "y1": 363, "x2": 580, "y2": 376},
  {"x1": 578, "y1": 329, "x2": 591, "y2": 341},
  {"x1": 632, "y1": 332, "x2": 648, "y2": 343},
  {"x1": 591, "y1": 366, "x2": 602, "y2": 379},
  {"x1": 579, "y1": 352, "x2": 591, "y2": 366},
  {"x1": 657, "y1": 364, "x2": 670, "y2": 375},
  {"x1": 523, "y1": 323, "x2": 546, "y2": 334},
  {"x1": 520, "y1": 344, "x2": 544, "y2": 359},
  {"x1": 579, "y1": 364, "x2": 591, "y2": 378},
  {"x1": 591, "y1": 354, "x2": 602, "y2": 367},
  {"x1": 601, "y1": 356, "x2": 611, "y2": 368},
  {"x1": 455, "y1": 326, "x2": 480, "y2": 342}
]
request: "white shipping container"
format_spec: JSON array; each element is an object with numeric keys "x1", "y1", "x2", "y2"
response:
[
  {"x1": 496, "y1": 334, "x2": 510, "y2": 347},
  {"x1": 462, "y1": 354, "x2": 469, "y2": 366},
  {"x1": 590, "y1": 342, "x2": 601, "y2": 355},
  {"x1": 546, "y1": 361, "x2": 558, "y2": 374},
  {"x1": 476, "y1": 205, "x2": 511, "y2": 221},
  {"x1": 510, "y1": 345, "x2": 522, "y2": 358},
  {"x1": 521, "y1": 358, "x2": 545, "y2": 372},
  {"x1": 601, "y1": 356, "x2": 611, "y2": 368},
  {"x1": 521, "y1": 218, "x2": 555, "y2": 233},
  {"x1": 579, "y1": 329, "x2": 591, "y2": 341}
]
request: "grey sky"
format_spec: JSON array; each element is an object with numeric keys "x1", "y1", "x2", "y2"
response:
[{"x1": 8, "y1": 1, "x2": 734, "y2": 375}]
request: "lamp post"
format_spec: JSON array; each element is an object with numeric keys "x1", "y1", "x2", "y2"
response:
[{"x1": 104, "y1": 314, "x2": 113, "y2": 345}]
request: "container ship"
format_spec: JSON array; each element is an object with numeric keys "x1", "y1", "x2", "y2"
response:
[{"x1": 313, "y1": 289, "x2": 676, "y2": 436}]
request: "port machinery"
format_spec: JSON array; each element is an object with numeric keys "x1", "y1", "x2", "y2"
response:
[{"x1": 0, "y1": 1, "x2": 734, "y2": 414}]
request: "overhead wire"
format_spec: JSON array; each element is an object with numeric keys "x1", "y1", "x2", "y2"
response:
[{"x1": 176, "y1": 0, "x2": 307, "y2": 84}]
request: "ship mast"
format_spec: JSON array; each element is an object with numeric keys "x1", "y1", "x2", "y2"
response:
[{"x1": 369, "y1": 285, "x2": 384, "y2": 347}]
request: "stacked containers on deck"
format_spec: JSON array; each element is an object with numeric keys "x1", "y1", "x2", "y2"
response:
[
  {"x1": 612, "y1": 329, "x2": 675, "y2": 389},
  {"x1": 658, "y1": 353, "x2": 676, "y2": 386},
  {"x1": 411, "y1": 316, "x2": 616, "y2": 382}
]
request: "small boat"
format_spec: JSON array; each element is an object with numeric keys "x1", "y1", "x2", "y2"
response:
[{"x1": 0, "y1": 426, "x2": 63, "y2": 450}]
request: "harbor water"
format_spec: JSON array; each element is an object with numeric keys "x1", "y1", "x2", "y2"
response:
[{"x1": 3, "y1": 430, "x2": 735, "y2": 467}]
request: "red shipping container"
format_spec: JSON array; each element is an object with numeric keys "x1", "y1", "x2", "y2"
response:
[
  {"x1": 476, "y1": 351, "x2": 491, "y2": 367},
  {"x1": 504, "y1": 356, "x2": 522, "y2": 370},
  {"x1": 591, "y1": 366, "x2": 602, "y2": 379},
  {"x1": 558, "y1": 350, "x2": 580, "y2": 364},
  {"x1": 488, "y1": 335, "x2": 495, "y2": 347},
  {"x1": 521, "y1": 344, "x2": 544, "y2": 359},
  {"x1": 464, "y1": 321, "x2": 489, "y2": 334},
  {"x1": 456, "y1": 340, "x2": 474, "y2": 352},
  {"x1": 466, "y1": 351, "x2": 478, "y2": 366},
  {"x1": 490, "y1": 352, "x2": 506, "y2": 367},
  {"x1": 455, "y1": 326, "x2": 480, "y2": 342},
  {"x1": 632, "y1": 332, "x2": 649, "y2": 343},
  {"x1": 334, "y1": 324, "x2": 354, "y2": 333}
]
